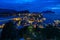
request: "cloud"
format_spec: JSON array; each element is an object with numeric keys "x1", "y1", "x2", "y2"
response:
[
  {"x1": 0, "y1": 0, "x2": 35, "y2": 4},
  {"x1": 15, "y1": 0, "x2": 35, "y2": 4},
  {"x1": 0, "y1": 0, "x2": 60, "y2": 12},
  {"x1": 51, "y1": 5, "x2": 60, "y2": 9},
  {"x1": 51, "y1": 7, "x2": 60, "y2": 9}
]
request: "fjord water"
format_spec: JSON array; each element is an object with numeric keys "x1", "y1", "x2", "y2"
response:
[{"x1": 43, "y1": 12, "x2": 60, "y2": 23}]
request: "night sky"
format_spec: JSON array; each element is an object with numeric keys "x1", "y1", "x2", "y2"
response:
[{"x1": 0, "y1": 0, "x2": 60, "y2": 12}]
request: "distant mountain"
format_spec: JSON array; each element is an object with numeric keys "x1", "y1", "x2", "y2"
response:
[
  {"x1": 0, "y1": 9, "x2": 31, "y2": 14},
  {"x1": 0, "y1": 9, "x2": 18, "y2": 17},
  {"x1": 0, "y1": 9, "x2": 17, "y2": 14},
  {"x1": 41, "y1": 10, "x2": 55, "y2": 14},
  {"x1": 18, "y1": 10, "x2": 30, "y2": 13}
]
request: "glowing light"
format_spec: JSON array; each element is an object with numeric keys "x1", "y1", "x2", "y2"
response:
[
  {"x1": 43, "y1": 18, "x2": 46, "y2": 21},
  {"x1": 13, "y1": 18, "x2": 22, "y2": 21},
  {"x1": 0, "y1": 24, "x2": 5, "y2": 28}
]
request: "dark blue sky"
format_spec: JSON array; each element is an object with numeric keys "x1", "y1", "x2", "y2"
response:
[{"x1": 0, "y1": 0, "x2": 60, "y2": 12}]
